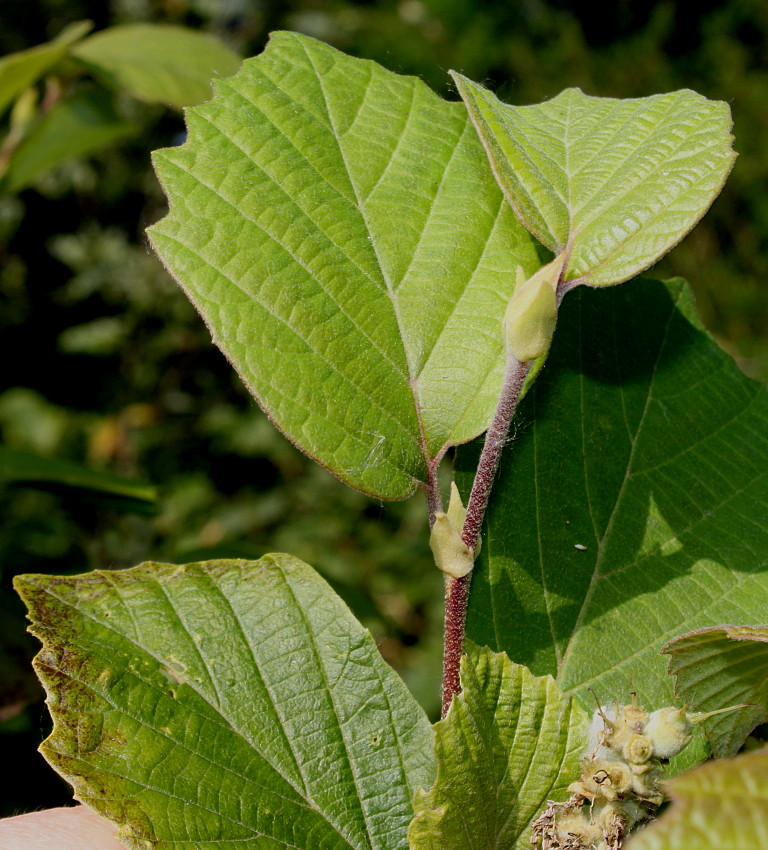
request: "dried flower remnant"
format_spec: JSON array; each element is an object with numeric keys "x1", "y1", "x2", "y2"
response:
[{"x1": 531, "y1": 695, "x2": 693, "y2": 850}]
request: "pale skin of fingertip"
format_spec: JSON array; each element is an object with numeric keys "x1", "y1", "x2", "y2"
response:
[{"x1": 0, "y1": 805, "x2": 124, "y2": 850}]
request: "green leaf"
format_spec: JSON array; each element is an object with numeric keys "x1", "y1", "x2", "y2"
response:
[
  {"x1": 149, "y1": 31, "x2": 541, "y2": 501},
  {"x1": 0, "y1": 445, "x2": 156, "y2": 511},
  {"x1": 15, "y1": 555, "x2": 435, "y2": 849},
  {"x1": 1, "y1": 88, "x2": 135, "y2": 193},
  {"x1": 71, "y1": 24, "x2": 241, "y2": 107},
  {"x1": 662, "y1": 625, "x2": 768, "y2": 757},
  {"x1": 457, "y1": 278, "x2": 768, "y2": 718},
  {"x1": 625, "y1": 749, "x2": 768, "y2": 850},
  {"x1": 0, "y1": 21, "x2": 92, "y2": 117},
  {"x1": 451, "y1": 79, "x2": 735, "y2": 286},
  {"x1": 408, "y1": 646, "x2": 589, "y2": 849}
]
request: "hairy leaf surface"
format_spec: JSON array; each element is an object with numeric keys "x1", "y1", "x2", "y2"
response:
[
  {"x1": 408, "y1": 646, "x2": 588, "y2": 849},
  {"x1": 457, "y1": 278, "x2": 768, "y2": 717},
  {"x1": 149, "y1": 31, "x2": 541, "y2": 500},
  {"x1": 663, "y1": 625, "x2": 768, "y2": 757},
  {"x1": 15, "y1": 556, "x2": 435, "y2": 849},
  {"x1": 452, "y1": 80, "x2": 735, "y2": 286},
  {"x1": 625, "y1": 749, "x2": 768, "y2": 850},
  {"x1": 71, "y1": 25, "x2": 241, "y2": 107}
]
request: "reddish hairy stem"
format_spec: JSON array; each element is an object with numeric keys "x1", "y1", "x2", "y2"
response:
[
  {"x1": 441, "y1": 572, "x2": 471, "y2": 716},
  {"x1": 440, "y1": 354, "x2": 531, "y2": 717}
]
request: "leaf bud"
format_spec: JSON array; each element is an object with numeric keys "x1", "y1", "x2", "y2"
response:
[
  {"x1": 429, "y1": 482, "x2": 475, "y2": 578},
  {"x1": 503, "y1": 253, "x2": 565, "y2": 362}
]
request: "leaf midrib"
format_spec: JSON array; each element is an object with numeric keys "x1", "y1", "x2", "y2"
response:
[{"x1": 299, "y1": 39, "x2": 434, "y2": 472}]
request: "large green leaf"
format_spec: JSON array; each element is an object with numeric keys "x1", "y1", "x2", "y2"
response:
[
  {"x1": 409, "y1": 646, "x2": 589, "y2": 849},
  {"x1": 0, "y1": 445, "x2": 156, "y2": 512},
  {"x1": 625, "y1": 749, "x2": 768, "y2": 850},
  {"x1": 457, "y1": 278, "x2": 768, "y2": 715},
  {"x1": 71, "y1": 24, "x2": 241, "y2": 107},
  {"x1": 662, "y1": 625, "x2": 768, "y2": 757},
  {"x1": 15, "y1": 555, "x2": 435, "y2": 849},
  {"x1": 149, "y1": 31, "x2": 541, "y2": 501},
  {"x1": 451, "y1": 79, "x2": 735, "y2": 286},
  {"x1": 0, "y1": 21, "x2": 92, "y2": 117},
  {"x1": 0, "y1": 88, "x2": 135, "y2": 194}
]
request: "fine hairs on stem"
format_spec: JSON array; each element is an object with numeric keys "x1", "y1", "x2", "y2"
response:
[
  {"x1": 440, "y1": 354, "x2": 532, "y2": 717},
  {"x1": 438, "y1": 257, "x2": 568, "y2": 716}
]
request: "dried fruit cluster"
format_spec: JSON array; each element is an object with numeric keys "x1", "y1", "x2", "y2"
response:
[{"x1": 531, "y1": 699, "x2": 693, "y2": 850}]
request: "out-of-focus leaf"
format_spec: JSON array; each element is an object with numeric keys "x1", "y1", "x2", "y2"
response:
[
  {"x1": 16, "y1": 555, "x2": 435, "y2": 848},
  {"x1": 452, "y1": 79, "x2": 735, "y2": 286},
  {"x1": 0, "y1": 21, "x2": 92, "y2": 117},
  {"x1": 149, "y1": 31, "x2": 540, "y2": 501},
  {"x1": 408, "y1": 646, "x2": 589, "y2": 849},
  {"x1": 0, "y1": 88, "x2": 135, "y2": 193},
  {"x1": 662, "y1": 625, "x2": 768, "y2": 757},
  {"x1": 0, "y1": 445, "x2": 155, "y2": 509},
  {"x1": 626, "y1": 749, "x2": 768, "y2": 850},
  {"x1": 71, "y1": 24, "x2": 241, "y2": 107}
]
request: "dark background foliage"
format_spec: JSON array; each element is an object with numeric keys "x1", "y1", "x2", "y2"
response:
[{"x1": 1, "y1": 0, "x2": 766, "y2": 816}]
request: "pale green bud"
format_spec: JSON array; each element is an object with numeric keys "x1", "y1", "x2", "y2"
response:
[
  {"x1": 644, "y1": 707, "x2": 692, "y2": 759},
  {"x1": 503, "y1": 253, "x2": 565, "y2": 362},
  {"x1": 429, "y1": 482, "x2": 475, "y2": 578}
]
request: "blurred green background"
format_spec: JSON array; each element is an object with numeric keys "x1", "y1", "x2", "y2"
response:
[{"x1": 1, "y1": 0, "x2": 766, "y2": 816}]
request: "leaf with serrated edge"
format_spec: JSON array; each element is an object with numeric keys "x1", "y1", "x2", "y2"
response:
[
  {"x1": 408, "y1": 645, "x2": 589, "y2": 849},
  {"x1": 456, "y1": 278, "x2": 768, "y2": 728},
  {"x1": 71, "y1": 25, "x2": 241, "y2": 107},
  {"x1": 662, "y1": 625, "x2": 768, "y2": 757},
  {"x1": 451, "y1": 78, "x2": 735, "y2": 286},
  {"x1": 15, "y1": 556, "x2": 435, "y2": 849},
  {"x1": 625, "y1": 749, "x2": 768, "y2": 850},
  {"x1": 149, "y1": 31, "x2": 541, "y2": 501}
]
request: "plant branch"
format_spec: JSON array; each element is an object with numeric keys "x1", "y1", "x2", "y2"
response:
[
  {"x1": 440, "y1": 353, "x2": 531, "y2": 717},
  {"x1": 462, "y1": 354, "x2": 531, "y2": 551}
]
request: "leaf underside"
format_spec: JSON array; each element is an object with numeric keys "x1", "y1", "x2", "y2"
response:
[
  {"x1": 452, "y1": 79, "x2": 735, "y2": 286},
  {"x1": 409, "y1": 645, "x2": 589, "y2": 850},
  {"x1": 662, "y1": 625, "x2": 768, "y2": 757},
  {"x1": 458, "y1": 278, "x2": 768, "y2": 719},
  {"x1": 15, "y1": 556, "x2": 435, "y2": 849},
  {"x1": 149, "y1": 30, "x2": 541, "y2": 501},
  {"x1": 625, "y1": 749, "x2": 768, "y2": 850}
]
